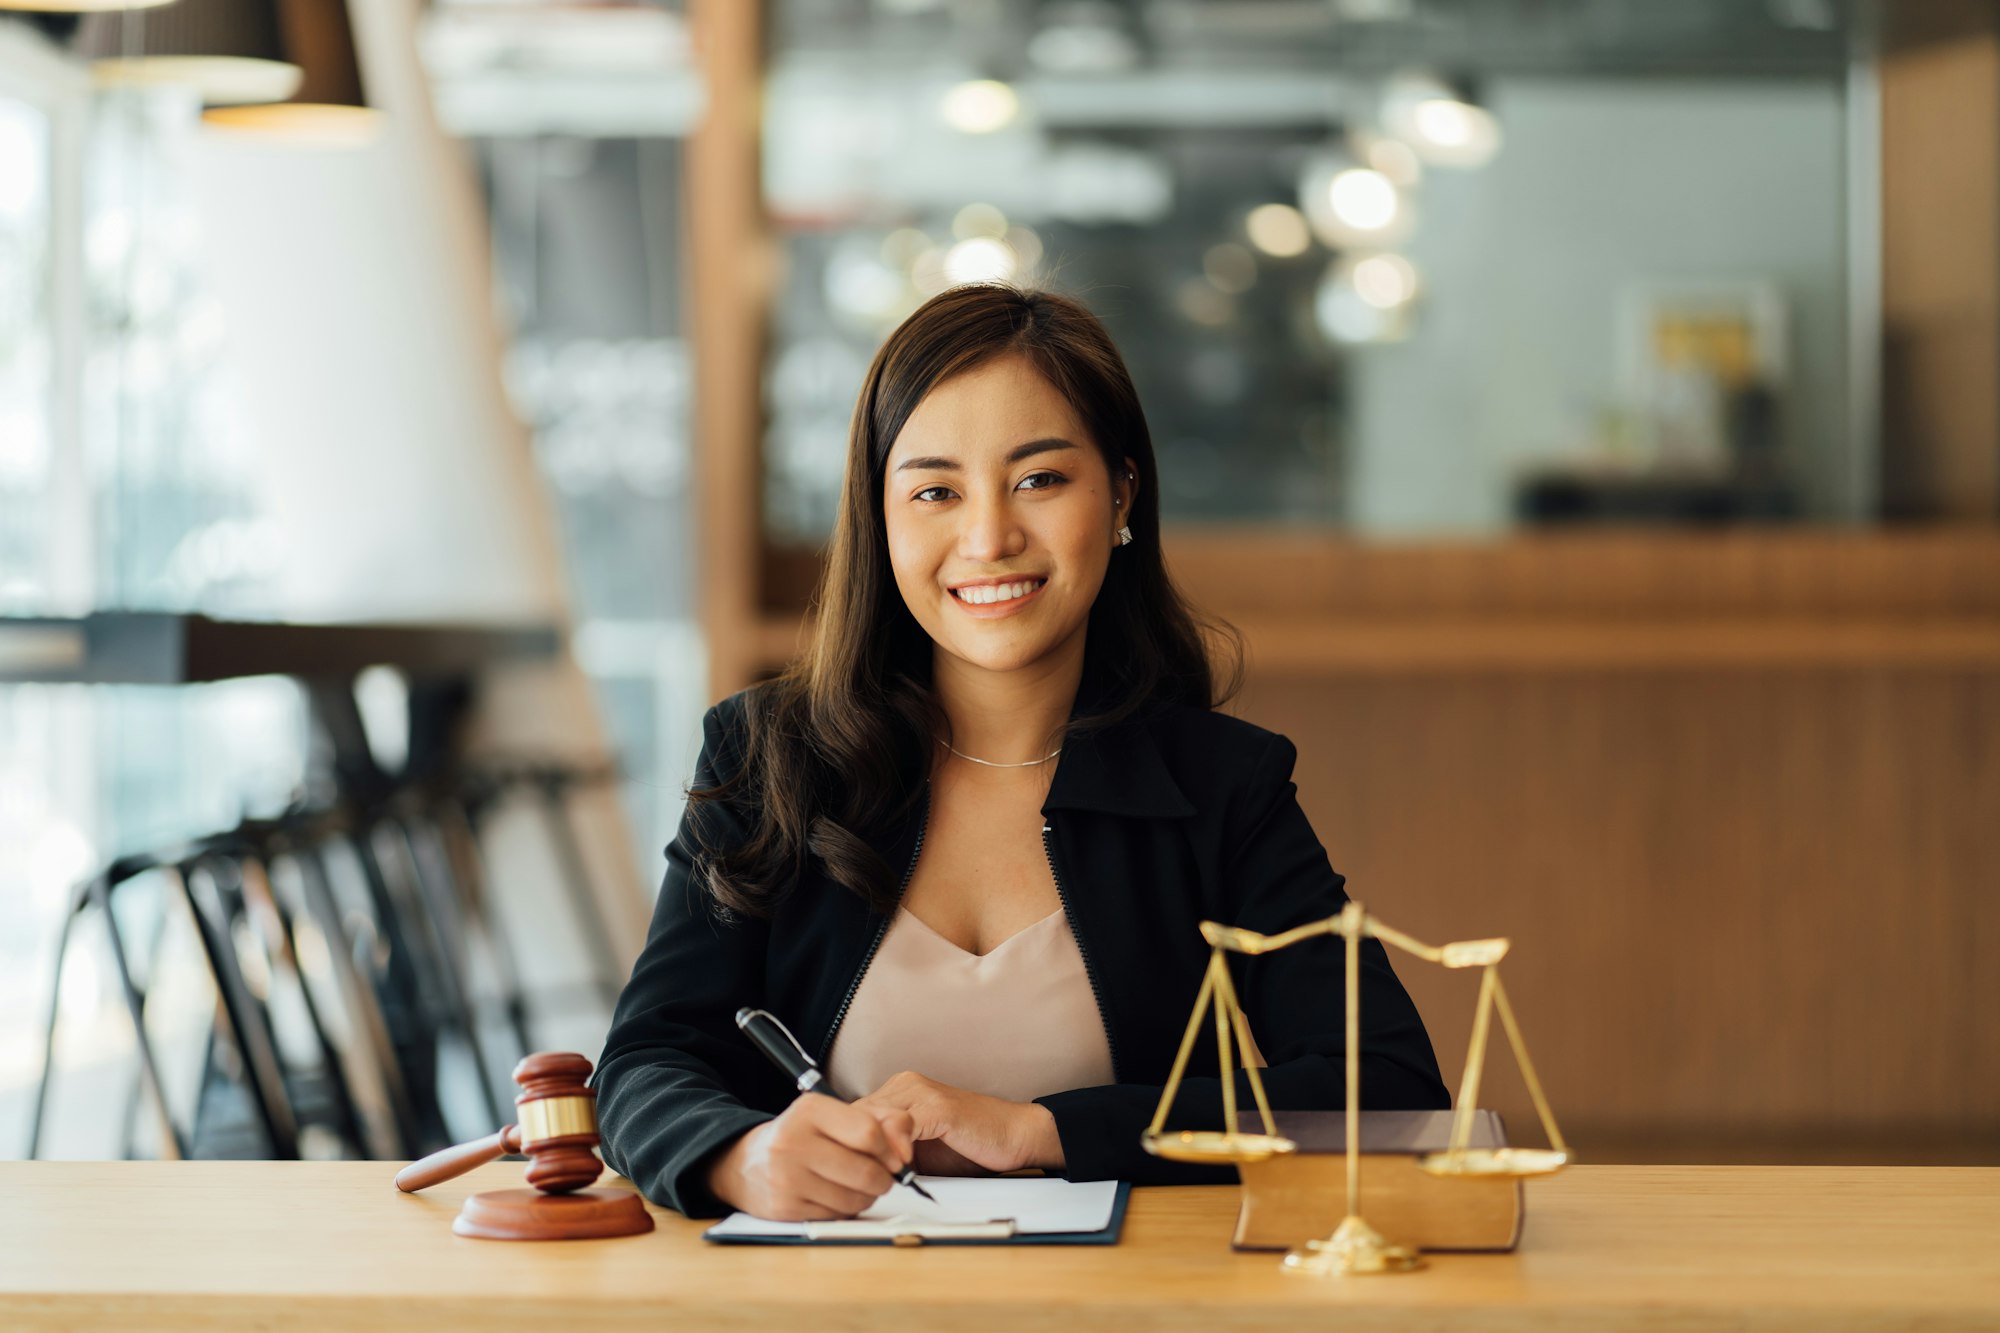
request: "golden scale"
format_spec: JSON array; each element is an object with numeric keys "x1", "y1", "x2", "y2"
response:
[{"x1": 1141, "y1": 900, "x2": 1569, "y2": 1276}]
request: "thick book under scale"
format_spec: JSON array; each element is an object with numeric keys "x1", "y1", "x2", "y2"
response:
[{"x1": 1232, "y1": 1110, "x2": 1522, "y2": 1252}]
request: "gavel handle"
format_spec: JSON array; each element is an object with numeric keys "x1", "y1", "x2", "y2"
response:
[{"x1": 394, "y1": 1124, "x2": 523, "y2": 1193}]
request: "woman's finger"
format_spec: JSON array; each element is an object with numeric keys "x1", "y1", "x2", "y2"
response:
[
  {"x1": 793, "y1": 1166, "x2": 883, "y2": 1218},
  {"x1": 813, "y1": 1097, "x2": 907, "y2": 1174},
  {"x1": 808, "y1": 1126, "x2": 898, "y2": 1196},
  {"x1": 861, "y1": 1103, "x2": 918, "y2": 1163}
]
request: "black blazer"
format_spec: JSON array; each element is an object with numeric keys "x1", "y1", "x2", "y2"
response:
[{"x1": 596, "y1": 688, "x2": 1450, "y2": 1218}]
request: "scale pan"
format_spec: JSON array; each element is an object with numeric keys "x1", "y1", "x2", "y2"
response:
[
  {"x1": 1141, "y1": 1130, "x2": 1298, "y2": 1164},
  {"x1": 1415, "y1": 1147, "x2": 1568, "y2": 1178}
]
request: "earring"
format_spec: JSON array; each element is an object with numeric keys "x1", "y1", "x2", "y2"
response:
[{"x1": 1116, "y1": 525, "x2": 1134, "y2": 546}]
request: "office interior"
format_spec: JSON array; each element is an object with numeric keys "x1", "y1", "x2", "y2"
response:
[{"x1": 2, "y1": 0, "x2": 1995, "y2": 1182}]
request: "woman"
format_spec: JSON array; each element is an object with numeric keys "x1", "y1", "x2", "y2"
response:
[{"x1": 597, "y1": 284, "x2": 1448, "y2": 1221}]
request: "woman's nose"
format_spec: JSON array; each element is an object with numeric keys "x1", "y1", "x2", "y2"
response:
[{"x1": 957, "y1": 490, "x2": 1026, "y2": 562}]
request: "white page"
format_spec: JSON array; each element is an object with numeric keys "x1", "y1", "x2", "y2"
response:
[{"x1": 705, "y1": 1176, "x2": 1120, "y2": 1238}]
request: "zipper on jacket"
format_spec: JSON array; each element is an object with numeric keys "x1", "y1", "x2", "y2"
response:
[
  {"x1": 817, "y1": 785, "x2": 930, "y2": 1064},
  {"x1": 1043, "y1": 818, "x2": 1122, "y2": 1084}
]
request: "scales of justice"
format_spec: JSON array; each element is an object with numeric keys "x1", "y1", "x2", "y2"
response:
[{"x1": 1141, "y1": 900, "x2": 1569, "y2": 1276}]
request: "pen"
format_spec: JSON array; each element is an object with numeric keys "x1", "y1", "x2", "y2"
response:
[{"x1": 735, "y1": 1006, "x2": 939, "y2": 1204}]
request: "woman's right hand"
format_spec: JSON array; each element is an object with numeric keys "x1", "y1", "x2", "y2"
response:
[{"x1": 705, "y1": 1096, "x2": 918, "y2": 1220}]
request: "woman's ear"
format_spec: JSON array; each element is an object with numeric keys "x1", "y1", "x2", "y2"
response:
[{"x1": 1117, "y1": 455, "x2": 1140, "y2": 515}]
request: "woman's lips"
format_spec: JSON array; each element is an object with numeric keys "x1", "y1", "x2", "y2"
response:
[{"x1": 947, "y1": 578, "x2": 1048, "y2": 618}]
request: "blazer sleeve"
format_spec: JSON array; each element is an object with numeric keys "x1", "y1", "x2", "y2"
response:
[
  {"x1": 1034, "y1": 729, "x2": 1450, "y2": 1186},
  {"x1": 594, "y1": 702, "x2": 779, "y2": 1217}
]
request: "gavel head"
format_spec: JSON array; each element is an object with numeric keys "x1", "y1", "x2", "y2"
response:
[{"x1": 513, "y1": 1051, "x2": 603, "y2": 1195}]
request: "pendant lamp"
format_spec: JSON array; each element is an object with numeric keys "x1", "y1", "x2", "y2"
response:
[
  {"x1": 77, "y1": 0, "x2": 377, "y2": 144},
  {"x1": 0, "y1": 1, "x2": 175, "y2": 13},
  {"x1": 77, "y1": 0, "x2": 298, "y2": 105}
]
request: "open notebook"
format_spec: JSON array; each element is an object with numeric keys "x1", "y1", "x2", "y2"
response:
[{"x1": 704, "y1": 1176, "x2": 1129, "y2": 1246}]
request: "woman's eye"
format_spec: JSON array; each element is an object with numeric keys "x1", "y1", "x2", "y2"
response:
[{"x1": 913, "y1": 473, "x2": 1062, "y2": 503}]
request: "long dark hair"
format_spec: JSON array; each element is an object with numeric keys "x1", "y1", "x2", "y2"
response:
[{"x1": 692, "y1": 284, "x2": 1241, "y2": 919}]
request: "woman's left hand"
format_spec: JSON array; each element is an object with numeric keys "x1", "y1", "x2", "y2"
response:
[{"x1": 855, "y1": 1071, "x2": 1064, "y2": 1175}]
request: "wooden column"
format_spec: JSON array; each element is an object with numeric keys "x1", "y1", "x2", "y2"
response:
[
  {"x1": 1880, "y1": 2, "x2": 2000, "y2": 520},
  {"x1": 686, "y1": 0, "x2": 770, "y2": 699}
]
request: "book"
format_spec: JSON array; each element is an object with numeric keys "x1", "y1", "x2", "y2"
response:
[{"x1": 1232, "y1": 1110, "x2": 1523, "y2": 1252}]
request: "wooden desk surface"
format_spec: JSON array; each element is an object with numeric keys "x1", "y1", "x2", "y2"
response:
[{"x1": 2, "y1": 1163, "x2": 1996, "y2": 1331}]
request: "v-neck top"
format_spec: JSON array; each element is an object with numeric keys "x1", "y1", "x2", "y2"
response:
[{"x1": 822, "y1": 904, "x2": 1116, "y2": 1103}]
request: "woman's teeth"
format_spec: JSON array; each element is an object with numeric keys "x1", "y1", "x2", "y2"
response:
[{"x1": 953, "y1": 579, "x2": 1045, "y2": 605}]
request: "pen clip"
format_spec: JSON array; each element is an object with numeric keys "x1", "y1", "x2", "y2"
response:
[
  {"x1": 740, "y1": 1008, "x2": 808, "y2": 1056},
  {"x1": 737, "y1": 1007, "x2": 825, "y2": 1092}
]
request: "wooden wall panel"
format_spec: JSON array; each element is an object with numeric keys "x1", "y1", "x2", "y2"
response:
[
  {"x1": 1163, "y1": 530, "x2": 2000, "y2": 618},
  {"x1": 1236, "y1": 670, "x2": 2000, "y2": 1165},
  {"x1": 772, "y1": 530, "x2": 2000, "y2": 626}
]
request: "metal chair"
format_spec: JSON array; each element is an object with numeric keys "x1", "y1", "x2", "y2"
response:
[{"x1": 28, "y1": 841, "x2": 302, "y2": 1160}]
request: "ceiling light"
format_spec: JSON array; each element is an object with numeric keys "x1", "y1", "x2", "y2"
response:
[
  {"x1": 940, "y1": 79, "x2": 1019, "y2": 134},
  {"x1": 1382, "y1": 71, "x2": 1501, "y2": 169},
  {"x1": 1299, "y1": 143, "x2": 1414, "y2": 248},
  {"x1": 78, "y1": 0, "x2": 381, "y2": 144},
  {"x1": 78, "y1": 0, "x2": 295, "y2": 105},
  {"x1": 0, "y1": 0, "x2": 173, "y2": 12},
  {"x1": 943, "y1": 237, "x2": 1017, "y2": 285},
  {"x1": 1315, "y1": 256, "x2": 1416, "y2": 345},
  {"x1": 1351, "y1": 252, "x2": 1420, "y2": 309},
  {"x1": 1329, "y1": 168, "x2": 1397, "y2": 231},
  {"x1": 1244, "y1": 202, "x2": 1310, "y2": 258}
]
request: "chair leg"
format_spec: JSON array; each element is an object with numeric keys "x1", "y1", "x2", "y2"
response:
[
  {"x1": 118, "y1": 894, "x2": 177, "y2": 1160},
  {"x1": 382, "y1": 814, "x2": 506, "y2": 1127},
  {"x1": 291, "y1": 842, "x2": 423, "y2": 1158},
  {"x1": 240, "y1": 853, "x2": 369, "y2": 1158},
  {"x1": 92, "y1": 875, "x2": 188, "y2": 1161},
  {"x1": 344, "y1": 827, "x2": 450, "y2": 1149},
  {"x1": 173, "y1": 861, "x2": 300, "y2": 1159},
  {"x1": 25, "y1": 879, "x2": 89, "y2": 1160}
]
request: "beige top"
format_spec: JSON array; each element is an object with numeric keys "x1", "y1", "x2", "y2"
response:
[{"x1": 824, "y1": 904, "x2": 1116, "y2": 1103}]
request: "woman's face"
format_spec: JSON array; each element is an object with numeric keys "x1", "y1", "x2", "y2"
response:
[{"x1": 881, "y1": 354, "x2": 1137, "y2": 681}]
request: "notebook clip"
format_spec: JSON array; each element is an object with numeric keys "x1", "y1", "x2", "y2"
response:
[{"x1": 801, "y1": 1215, "x2": 1017, "y2": 1243}]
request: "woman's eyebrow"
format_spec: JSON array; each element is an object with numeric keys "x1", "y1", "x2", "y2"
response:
[{"x1": 893, "y1": 437, "x2": 1080, "y2": 472}]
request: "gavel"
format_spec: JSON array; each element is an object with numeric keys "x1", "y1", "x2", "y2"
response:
[{"x1": 394, "y1": 1051, "x2": 654, "y2": 1241}]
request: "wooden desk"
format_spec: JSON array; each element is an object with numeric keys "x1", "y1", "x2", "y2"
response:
[{"x1": 2, "y1": 1163, "x2": 1995, "y2": 1330}]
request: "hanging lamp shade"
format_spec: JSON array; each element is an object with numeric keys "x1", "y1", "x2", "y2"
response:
[
  {"x1": 0, "y1": 1, "x2": 175, "y2": 14},
  {"x1": 79, "y1": 0, "x2": 376, "y2": 144},
  {"x1": 77, "y1": 0, "x2": 298, "y2": 104}
]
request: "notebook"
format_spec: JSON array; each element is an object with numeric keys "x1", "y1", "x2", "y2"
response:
[{"x1": 703, "y1": 1175, "x2": 1130, "y2": 1246}]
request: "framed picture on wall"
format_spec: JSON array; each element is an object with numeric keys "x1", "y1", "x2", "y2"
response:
[{"x1": 1616, "y1": 279, "x2": 1788, "y2": 474}]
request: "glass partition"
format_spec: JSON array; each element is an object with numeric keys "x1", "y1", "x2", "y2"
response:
[{"x1": 760, "y1": 0, "x2": 1864, "y2": 539}]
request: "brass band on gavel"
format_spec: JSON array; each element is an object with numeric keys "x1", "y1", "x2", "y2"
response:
[{"x1": 516, "y1": 1094, "x2": 598, "y2": 1147}]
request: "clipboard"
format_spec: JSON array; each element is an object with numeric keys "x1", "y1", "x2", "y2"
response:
[{"x1": 703, "y1": 1179, "x2": 1131, "y2": 1247}]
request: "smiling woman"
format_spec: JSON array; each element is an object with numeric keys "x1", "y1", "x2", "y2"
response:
[
  {"x1": 885, "y1": 356, "x2": 1131, "y2": 675},
  {"x1": 594, "y1": 284, "x2": 1449, "y2": 1223}
]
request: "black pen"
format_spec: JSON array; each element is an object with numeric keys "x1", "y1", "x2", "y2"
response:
[{"x1": 735, "y1": 1006, "x2": 939, "y2": 1203}]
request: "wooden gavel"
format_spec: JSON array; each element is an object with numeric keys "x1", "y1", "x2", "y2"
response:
[{"x1": 395, "y1": 1051, "x2": 654, "y2": 1240}]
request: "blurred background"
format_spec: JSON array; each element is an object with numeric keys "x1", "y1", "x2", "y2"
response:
[{"x1": 2, "y1": 0, "x2": 1994, "y2": 1169}]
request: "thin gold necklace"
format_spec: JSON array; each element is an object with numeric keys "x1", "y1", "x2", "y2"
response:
[{"x1": 936, "y1": 736, "x2": 1062, "y2": 768}]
